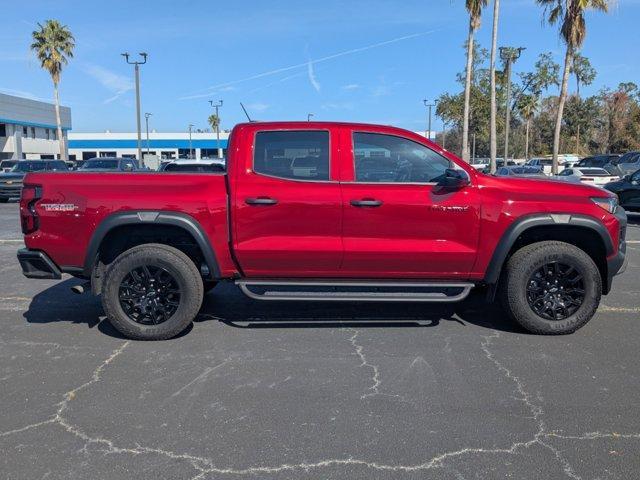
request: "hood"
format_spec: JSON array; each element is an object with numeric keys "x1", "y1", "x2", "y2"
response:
[
  {"x1": 480, "y1": 173, "x2": 615, "y2": 199},
  {"x1": 0, "y1": 172, "x2": 26, "y2": 181}
]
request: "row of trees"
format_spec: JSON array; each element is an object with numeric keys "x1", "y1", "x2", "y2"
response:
[
  {"x1": 436, "y1": 46, "x2": 640, "y2": 162},
  {"x1": 458, "y1": 0, "x2": 611, "y2": 173}
]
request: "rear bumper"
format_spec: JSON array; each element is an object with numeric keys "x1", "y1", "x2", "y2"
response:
[
  {"x1": 17, "y1": 249, "x2": 62, "y2": 280},
  {"x1": 605, "y1": 207, "x2": 628, "y2": 293}
]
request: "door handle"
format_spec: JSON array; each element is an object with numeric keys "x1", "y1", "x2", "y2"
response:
[
  {"x1": 350, "y1": 199, "x2": 383, "y2": 207},
  {"x1": 245, "y1": 197, "x2": 278, "y2": 206}
]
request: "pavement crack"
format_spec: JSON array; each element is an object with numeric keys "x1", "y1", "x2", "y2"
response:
[{"x1": 345, "y1": 328, "x2": 382, "y2": 399}]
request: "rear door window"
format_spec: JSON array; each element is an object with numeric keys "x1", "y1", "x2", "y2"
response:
[{"x1": 253, "y1": 131, "x2": 330, "y2": 181}]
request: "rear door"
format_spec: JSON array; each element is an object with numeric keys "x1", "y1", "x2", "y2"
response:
[
  {"x1": 232, "y1": 127, "x2": 343, "y2": 277},
  {"x1": 339, "y1": 128, "x2": 481, "y2": 279}
]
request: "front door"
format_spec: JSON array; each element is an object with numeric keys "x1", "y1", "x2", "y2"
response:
[
  {"x1": 340, "y1": 130, "x2": 481, "y2": 279},
  {"x1": 233, "y1": 128, "x2": 343, "y2": 277}
]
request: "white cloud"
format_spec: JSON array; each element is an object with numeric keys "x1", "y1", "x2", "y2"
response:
[
  {"x1": 83, "y1": 64, "x2": 134, "y2": 104},
  {"x1": 307, "y1": 60, "x2": 321, "y2": 92},
  {"x1": 341, "y1": 84, "x2": 360, "y2": 91},
  {"x1": 322, "y1": 102, "x2": 354, "y2": 110},
  {"x1": 246, "y1": 102, "x2": 269, "y2": 112}
]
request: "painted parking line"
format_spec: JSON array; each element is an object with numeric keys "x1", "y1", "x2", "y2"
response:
[
  {"x1": 599, "y1": 305, "x2": 640, "y2": 313},
  {"x1": 0, "y1": 239, "x2": 23, "y2": 244}
]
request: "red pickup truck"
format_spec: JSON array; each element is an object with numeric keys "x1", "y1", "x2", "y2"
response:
[{"x1": 17, "y1": 122, "x2": 627, "y2": 340}]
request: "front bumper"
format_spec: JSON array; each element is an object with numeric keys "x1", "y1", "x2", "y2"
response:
[
  {"x1": 605, "y1": 207, "x2": 628, "y2": 293},
  {"x1": 17, "y1": 249, "x2": 62, "y2": 280}
]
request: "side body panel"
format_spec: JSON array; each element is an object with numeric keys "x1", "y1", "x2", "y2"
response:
[{"x1": 22, "y1": 171, "x2": 237, "y2": 277}]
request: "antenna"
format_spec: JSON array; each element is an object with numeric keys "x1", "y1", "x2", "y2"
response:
[{"x1": 240, "y1": 102, "x2": 254, "y2": 122}]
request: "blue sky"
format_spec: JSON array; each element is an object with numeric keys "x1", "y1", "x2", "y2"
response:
[{"x1": 1, "y1": 0, "x2": 638, "y2": 133}]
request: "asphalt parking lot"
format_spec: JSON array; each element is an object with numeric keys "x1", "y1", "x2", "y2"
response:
[{"x1": 1, "y1": 202, "x2": 639, "y2": 480}]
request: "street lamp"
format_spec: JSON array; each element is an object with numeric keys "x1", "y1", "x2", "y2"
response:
[
  {"x1": 188, "y1": 124, "x2": 194, "y2": 160},
  {"x1": 499, "y1": 46, "x2": 525, "y2": 162},
  {"x1": 121, "y1": 52, "x2": 148, "y2": 167},
  {"x1": 307, "y1": 113, "x2": 314, "y2": 122},
  {"x1": 423, "y1": 99, "x2": 435, "y2": 142},
  {"x1": 144, "y1": 113, "x2": 152, "y2": 156},
  {"x1": 208, "y1": 100, "x2": 223, "y2": 159}
]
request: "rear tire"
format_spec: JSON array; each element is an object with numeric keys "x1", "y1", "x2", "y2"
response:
[
  {"x1": 102, "y1": 244, "x2": 204, "y2": 340},
  {"x1": 500, "y1": 241, "x2": 601, "y2": 335}
]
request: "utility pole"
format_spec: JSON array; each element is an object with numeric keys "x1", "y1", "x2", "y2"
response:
[
  {"x1": 144, "y1": 113, "x2": 152, "y2": 155},
  {"x1": 121, "y1": 52, "x2": 148, "y2": 167},
  {"x1": 209, "y1": 100, "x2": 223, "y2": 159},
  {"x1": 499, "y1": 46, "x2": 525, "y2": 162},
  {"x1": 472, "y1": 133, "x2": 477, "y2": 163},
  {"x1": 188, "y1": 124, "x2": 194, "y2": 159},
  {"x1": 423, "y1": 99, "x2": 435, "y2": 141},
  {"x1": 442, "y1": 121, "x2": 446, "y2": 150},
  {"x1": 307, "y1": 113, "x2": 314, "y2": 121}
]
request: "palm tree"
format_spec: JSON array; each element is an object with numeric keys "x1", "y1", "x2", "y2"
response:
[
  {"x1": 208, "y1": 114, "x2": 220, "y2": 132},
  {"x1": 536, "y1": 0, "x2": 608, "y2": 174},
  {"x1": 489, "y1": 0, "x2": 500, "y2": 173},
  {"x1": 517, "y1": 94, "x2": 538, "y2": 160},
  {"x1": 30, "y1": 20, "x2": 75, "y2": 160},
  {"x1": 461, "y1": 0, "x2": 488, "y2": 163},
  {"x1": 570, "y1": 52, "x2": 596, "y2": 154}
]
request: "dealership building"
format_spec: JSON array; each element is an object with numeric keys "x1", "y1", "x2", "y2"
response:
[
  {"x1": 68, "y1": 131, "x2": 229, "y2": 161},
  {"x1": 0, "y1": 93, "x2": 71, "y2": 160}
]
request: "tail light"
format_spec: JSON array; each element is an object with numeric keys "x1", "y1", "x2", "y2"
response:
[{"x1": 20, "y1": 184, "x2": 42, "y2": 234}]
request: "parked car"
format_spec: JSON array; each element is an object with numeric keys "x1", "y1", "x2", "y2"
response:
[
  {"x1": 605, "y1": 151, "x2": 640, "y2": 177},
  {"x1": 525, "y1": 158, "x2": 560, "y2": 174},
  {"x1": 0, "y1": 160, "x2": 68, "y2": 202},
  {"x1": 495, "y1": 166, "x2": 546, "y2": 178},
  {"x1": 557, "y1": 167, "x2": 620, "y2": 186},
  {"x1": 17, "y1": 121, "x2": 627, "y2": 340},
  {"x1": 159, "y1": 159, "x2": 225, "y2": 173},
  {"x1": 576, "y1": 154, "x2": 621, "y2": 171},
  {"x1": 480, "y1": 159, "x2": 517, "y2": 173},
  {"x1": 0, "y1": 160, "x2": 18, "y2": 173},
  {"x1": 78, "y1": 157, "x2": 139, "y2": 172},
  {"x1": 604, "y1": 169, "x2": 640, "y2": 212}
]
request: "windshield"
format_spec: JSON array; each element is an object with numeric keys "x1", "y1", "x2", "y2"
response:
[
  {"x1": 46, "y1": 161, "x2": 68, "y2": 171},
  {"x1": 80, "y1": 159, "x2": 119, "y2": 169},
  {"x1": 10, "y1": 162, "x2": 48, "y2": 173},
  {"x1": 618, "y1": 152, "x2": 640, "y2": 164}
]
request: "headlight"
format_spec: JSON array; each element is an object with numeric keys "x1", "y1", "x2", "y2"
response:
[{"x1": 591, "y1": 196, "x2": 618, "y2": 214}]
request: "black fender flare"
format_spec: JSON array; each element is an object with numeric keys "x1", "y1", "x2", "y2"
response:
[
  {"x1": 483, "y1": 213, "x2": 613, "y2": 285},
  {"x1": 83, "y1": 211, "x2": 221, "y2": 279}
]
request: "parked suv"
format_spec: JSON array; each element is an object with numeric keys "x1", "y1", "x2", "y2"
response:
[
  {"x1": 577, "y1": 154, "x2": 621, "y2": 173},
  {"x1": 17, "y1": 122, "x2": 627, "y2": 340},
  {"x1": 606, "y1": 151, "x2": 640, "y2": 177},
  {"x1": 0, "y1": 160, "x2": 68, "y2": 202},
  {"x1": 78, "y1": 157, "x2": 139, "y2": 172}
]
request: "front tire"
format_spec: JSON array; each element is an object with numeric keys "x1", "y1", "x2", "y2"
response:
[
  {"x1": 102, "y1": 244, "x2": 204, "y2": 340},
  {"x1": 500, "y1": 241, "x2": 601, "y2": 335}
]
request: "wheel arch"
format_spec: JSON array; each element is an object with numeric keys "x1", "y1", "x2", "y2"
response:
[
  {"x1": 484, "y1": 214, "x2": 613, "y2": 295},
  {"x1": 83, "y1": 211, "x2": 221, "y2": 282}
]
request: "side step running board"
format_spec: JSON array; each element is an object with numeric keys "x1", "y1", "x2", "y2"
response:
[{"x1": 236, "y1": 280, "x2": 474, "y2": 303}]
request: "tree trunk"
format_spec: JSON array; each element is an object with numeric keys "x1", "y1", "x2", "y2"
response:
[
  {"x1": 461, "y1": 23, "x2": 475, "y2": 163},
  {"x1": 489, "y1": 0, "x2": 500, "y2": 174},
  {"x1": 53, "y1": 82, "x2": 65, "y2": 159},
  {"x1": 552, "y1": 47, "x2": 572, "y2": 175},
  {"x1": 525, "y1": 118, "x2": 530, "y2": 160}
]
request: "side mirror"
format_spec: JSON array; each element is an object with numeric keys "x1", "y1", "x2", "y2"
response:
[{"x1": 437, "y1": 168, "x2": 470, "y2": 188}]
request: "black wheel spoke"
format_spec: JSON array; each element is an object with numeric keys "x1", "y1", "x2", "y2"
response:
[
  {"x1": 118, "y1": 264, "x2": 181, "y2": 326},
  {"x1": 526, "y1": 261, "x2": 585, "y2": 321}
]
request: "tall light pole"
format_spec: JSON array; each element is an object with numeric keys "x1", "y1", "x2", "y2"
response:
[
  {"x1": 188, "y1": 124, "x2": 194, "y2": 159},
  {"x1": 423, "y1": 99, "x2": 435, "y2": 142},
  {"x1": 144, "y1": 113, "x2": 152, "y2": 156},
  {"x1": 472, "y1": 133, "x2": 477, "y2": 164},
  {"x1": 121, "y1": 52, "x2": 148, "y2": 167},
  {"x1": 499, "y1": 46, "x2": 525, "y2": 162},
  {"x1": 209, "y1": 100, "x2": 223, "y2": 159},
  {"x1": 307, "y1": 113, "x2": 314, "y2": 122}
]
